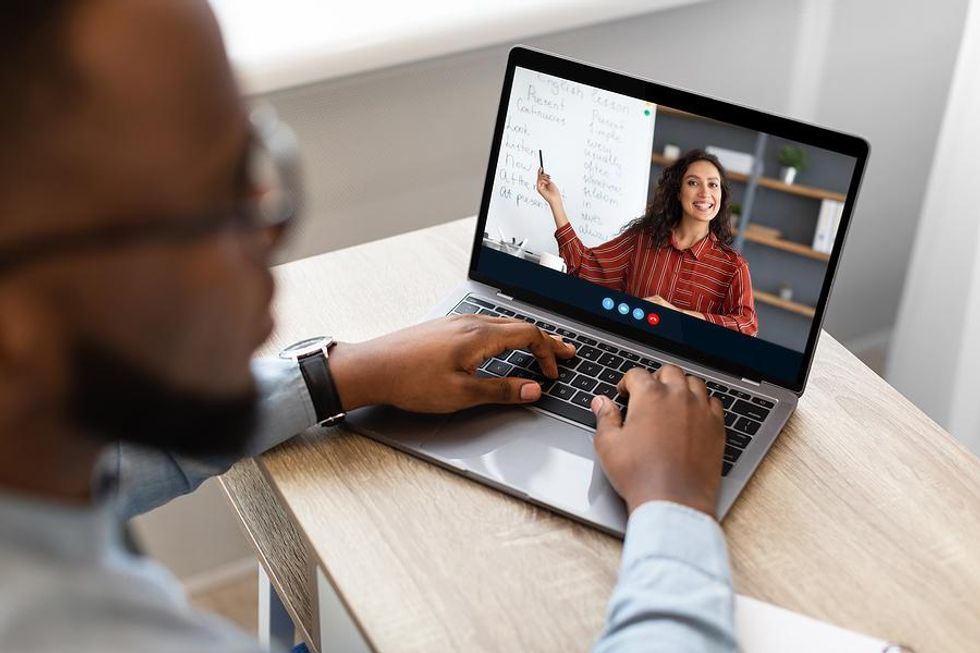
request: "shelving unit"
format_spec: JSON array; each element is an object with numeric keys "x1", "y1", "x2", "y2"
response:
[
  {"x1": 741, "y1": 229, "x2": 831, "y2": 262},
  {"x1": 754, "y1": 290, "x2": 816, "y2": 318}
]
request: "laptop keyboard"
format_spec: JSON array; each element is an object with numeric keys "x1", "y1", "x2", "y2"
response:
[{"x1": 451, "y1": 296, "x2": 776, "y2": 477}]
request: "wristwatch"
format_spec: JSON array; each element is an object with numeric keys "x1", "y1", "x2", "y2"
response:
[{"x1": 279, "y1": 336, "x2": 346, "y2": 426}]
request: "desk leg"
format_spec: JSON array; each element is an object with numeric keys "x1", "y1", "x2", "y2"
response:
[
  {"x1": 259, "y1": 564, "x2": 296, "y2": 649},
  {"x1": 316, "y1": 567, "x2": 371, "y2": 653}
]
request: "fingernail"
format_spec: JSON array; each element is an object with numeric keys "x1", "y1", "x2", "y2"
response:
[
  {"x1": 520, "y1": 383, "x2": 538, "y2": 401},
  {"x1": 591, "y1": 395, "x2": 604, "y2": 414}
]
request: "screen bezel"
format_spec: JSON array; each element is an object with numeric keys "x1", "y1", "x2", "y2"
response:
[{"x1": 468, "y1": 46, "x2": 869, "y2": 395}]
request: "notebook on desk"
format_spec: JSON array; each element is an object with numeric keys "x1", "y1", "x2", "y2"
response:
[{"x1": 737, "y1": 594, "x2": 914, "y2": 652}]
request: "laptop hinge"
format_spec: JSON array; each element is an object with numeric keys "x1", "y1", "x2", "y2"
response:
[
  {"x1": 741, "y1": 377, "x2": 762, "y2": 387},
  {"x1": 496, "y1": 291, "x2": 514, "y2": 301}
]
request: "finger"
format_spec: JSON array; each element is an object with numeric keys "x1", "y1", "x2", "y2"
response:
[
  {"x1": 685, "y1": 374, "x2": 709, "y2": 402},
  {"x1": 462, "y1": 375, "x2": 541, "y2": 406},
  {"x1": 591, "y1": 395, "x2": 623, "y2": 445},
  {"x1": 708, "y1": 396, "x2": 724, "y2": 419},
  {"x1": 656, "y1": 364, "x2": 687, "y2": 389},
  {"x1": 616, "y1": 366, "x2": 658, "y2": 397},
  {"x1": 490, "y1": 321, "x2": 568, "y2": 378},
  {"x1": 550, "y1": 334, "x2": 576, "y2": 359}
]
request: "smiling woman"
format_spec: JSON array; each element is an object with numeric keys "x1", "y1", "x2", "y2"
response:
[{"x1": 536, "y1": 149, "x2": 759, "y2": 335}]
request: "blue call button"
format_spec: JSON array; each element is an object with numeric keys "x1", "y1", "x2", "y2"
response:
[
  {"x1": 617, "y1": 302, "x2": 630, "y2": 315},
  {"x1": 602, "y1": 297, "x2": 615, "y2": 310},
  {"x1": 632, "y1": 307, "x2": 645, "y2": 320}
]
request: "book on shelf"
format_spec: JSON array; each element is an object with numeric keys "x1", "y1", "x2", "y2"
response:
[{"x1": 812, "y1": 199, "x2": 844, "y2": 254}]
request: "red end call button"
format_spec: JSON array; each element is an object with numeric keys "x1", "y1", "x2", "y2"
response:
[{"x1": 647, "y1": 312, "x2": 661, "y2": 326}]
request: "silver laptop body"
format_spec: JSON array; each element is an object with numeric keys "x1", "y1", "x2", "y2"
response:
[{"x1": 347, "y1": 47, "x2": 867, "y2": 536}]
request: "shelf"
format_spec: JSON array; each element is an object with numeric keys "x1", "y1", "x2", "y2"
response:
[
  {"x1": 650, "y1": 150, "x2": 847, "y2": 202},
  {"x1": 742, "y1": 230, "x2": 830, "y2": 262},
  {"x1": 754, "y1": 290, "x2": 816, "y2": 318}
]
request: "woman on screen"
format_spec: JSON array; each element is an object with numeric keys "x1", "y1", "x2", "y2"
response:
[{"x1": 535, "y1": 148, "x2": 758, "y2": 335}]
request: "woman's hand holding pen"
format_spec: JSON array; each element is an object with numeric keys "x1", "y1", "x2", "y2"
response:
[{"x1": 536, "y1": 168, "x2": 570, "y2": 229}]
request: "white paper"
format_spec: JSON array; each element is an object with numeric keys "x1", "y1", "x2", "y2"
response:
[{"x1": 736, "y1": 594, "x2": 890, "y2": 653}]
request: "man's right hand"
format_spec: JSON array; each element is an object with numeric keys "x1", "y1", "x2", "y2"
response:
[{"x1": 591, "y1": 365, "x2": 726, "y2": 517}]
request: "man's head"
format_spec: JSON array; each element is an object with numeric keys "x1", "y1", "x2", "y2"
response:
[{"x1": 0, "y1": 0, "x2": 283, "y2": 463}]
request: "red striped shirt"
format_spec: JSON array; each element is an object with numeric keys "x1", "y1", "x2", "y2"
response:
[{"x1": 555, "y1": 223, "x2": 758, "y2": 335}]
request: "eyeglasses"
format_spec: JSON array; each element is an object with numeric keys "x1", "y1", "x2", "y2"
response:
[{"x1": 0, "y1": 105, "x2": 302, "y2": 277}]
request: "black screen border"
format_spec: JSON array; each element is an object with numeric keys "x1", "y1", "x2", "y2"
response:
[{"x1": 468, "y1": 46, "x2": 869, "y2": 395}]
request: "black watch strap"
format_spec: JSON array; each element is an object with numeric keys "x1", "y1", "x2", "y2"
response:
[{"x1": 298, "y1": 351, "x2": 345, "y2": 424}]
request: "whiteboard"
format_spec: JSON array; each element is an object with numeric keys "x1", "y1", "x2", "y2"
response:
[{"x1": 485, "y1": 67, "x2": 657, "y2": 254}]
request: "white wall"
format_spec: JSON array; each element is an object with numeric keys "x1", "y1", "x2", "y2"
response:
[
  {"x1": 888, "y1": 0, "x2": 980, "y2": 453},
  {"x1": 137, "y1": 0, "x2": 971, "y2": 580}
]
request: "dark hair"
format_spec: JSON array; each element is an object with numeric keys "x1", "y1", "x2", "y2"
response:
[
  {"x1": 623, "y1": 148, "x2": 735, "y2": 248},
  {"x1": 0, "y1": 2, "x2": 78, "y2": 170}
]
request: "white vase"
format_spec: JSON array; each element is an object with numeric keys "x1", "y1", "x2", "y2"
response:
[{"x1": 780, "y1": 166, "x2": 798, "y2": 184}]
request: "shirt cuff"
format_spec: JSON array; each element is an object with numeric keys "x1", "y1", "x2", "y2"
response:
[
  {"x1": 554, "y1": 222, "x2": 577, "y2": 246},
  {"x1": 621, "y1": 500, "x2": 731, "y2": 585},
  {"x1": 246, "y1": 357, "x2": 319, "y2": 456}
]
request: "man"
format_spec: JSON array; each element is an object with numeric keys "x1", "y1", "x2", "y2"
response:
[{"x1": 0, "y1": 1, "x2": 736, "y2": 651}]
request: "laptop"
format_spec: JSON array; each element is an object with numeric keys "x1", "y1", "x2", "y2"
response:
[{"x1": 348, "y1": 46, "x2": 869, "y2": 536}]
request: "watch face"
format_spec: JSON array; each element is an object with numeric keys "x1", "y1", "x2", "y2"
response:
[{"x1": 282, "y1": 336, "x2": 330, "y2": 357}]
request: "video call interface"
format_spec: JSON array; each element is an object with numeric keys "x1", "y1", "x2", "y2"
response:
[{"x1": 477, "y1": 65, "x2": 860, "y2": 384}]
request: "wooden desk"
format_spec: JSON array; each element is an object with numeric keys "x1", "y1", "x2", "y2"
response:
[{"x1": 220, "y1": 217, "x2": 980, "y2": 653}]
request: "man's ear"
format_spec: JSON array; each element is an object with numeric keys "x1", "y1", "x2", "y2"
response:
[{"x1": 0, "y1": 283, "x2": 69, "y2": 419}]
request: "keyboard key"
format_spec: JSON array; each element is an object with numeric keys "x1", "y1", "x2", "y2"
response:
[
  {"x1": 556, "y1": 327, "x2": 578, "y2": 339},
  {"x1": 512, "y1": 311, "x2": 531, "y2": 321},
  {"x1": 734, "y1": 416, "x2": 761, "y2": 436},
  {"x1": 550, "y1": 383, "x2": 576, "y2": 401},
  {"x1": 613, "y1": 393, "x2": 628, "y2": 407},
  {"x1": 598, "y1": 368, "x2": 624, "y2": 384},
  {"x1": 510, "y1": 368, "x2": 538, "y2": 380},
  {"x1": 558, "y1": 357, "x2": 580, "y2": 370},
  {"x1": 456, "y1": 302, "x2": 480, "y2": 314},
  {"x1": 639, "y1": 357, "x2": 657, "y2": 367},
  {"x1": 576, "y1": 335, "x2": 598, "y2": 346},
  {"x1": 726, "y1": 429, "x2": 752, "y2": 448},
  {"x1": 535, "y1": 320, "x2": 557, "y2": 332},
  {"x1": 557, "y1": 368, "x2": 576, "y2": 384},
  {"x1": 729, "y1": 389, "x2": 752, "y2": 400},
  {"x1": 497, "y1": 308, "x2": 516, "y2": 317},
  {"x1": 724, "y1": 412, "x2": 737, "y2": 427},
  {"x1": 706, "y1": 381, "x2": 728, "y2": 393},
  {"x1": 467, "y1": 297, "x2": 496, "y2": 309},
  {"x1": 597, "y1": 342, "x2": 619, "y2": 353},
  {"x1": 535, "y1": 394, "x2": 596, "y2": 428},
  {"x1": 570, "y1": 391, "x2": 595, "y2": 409},
  {"x1": 752, "y1": 397, "x2": 775, "y2": 409},
  {"x1": 507, "y1": 351, "x2": 535, "y2": 368},
  {"x1": 577, "y1": 346, "x2": 601, "y2": 361},
  {"x1": 620, "y1": 360, "x2": 641, "y2": 373},
  {"x1": 594, "y1": 383, "x2": 617, "y2": 399},
  {"x1": 719, "y1": 394, "x2": 736, "y2": 410},
  {"x1": 597, "y1": 353, "x2": 625, "y2": 369},
  {"x1": 722, "y1": 461, "x2": 733, "y2": 476},
  {"x1": 571, "y1": 375, "x2": 598, "y2": 392},
  {"x1": 577, "y1": 361, "x2": 603, "y2": 377},
  {"x1": 645, "y1": 361, "x2": 662, "y2": 371},
  {"x1": 732, "y1": 399, "x2": 769, "y2": 422},
  {"x1": 724, "y1": 445, "x2": 743, "y2": 463},
  {"x1": 621, "y1": 351, "x2": 640, "y2": 361},
  {"x1": 477, "y1": 308, "x2": 497, "y2": 316},
  {"x1": 486, "y1": 359, "x2": 513, "y2": 376}
]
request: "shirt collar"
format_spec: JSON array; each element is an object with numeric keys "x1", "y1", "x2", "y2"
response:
[{"x1": 671, "y1": 230, "x2": 717, "y2": 260}]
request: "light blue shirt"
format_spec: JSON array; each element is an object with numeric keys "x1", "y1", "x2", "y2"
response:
[{"x1": 0, "y1": 358, "x2": 735, "y2": 651}]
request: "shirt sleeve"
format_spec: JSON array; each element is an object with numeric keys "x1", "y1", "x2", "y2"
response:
[
  {"x1": 701, "y1": 258, "x2": 758, "y2": 336},
  {"x1": 593, "y1": 501, "x2": 737, "y2": 653},
  {"x1": 555, "y1": 223, "x2": 637, "y2": 291},
  {"x1": 112, "y1": 357, "x2": 317, "y2": 520}
]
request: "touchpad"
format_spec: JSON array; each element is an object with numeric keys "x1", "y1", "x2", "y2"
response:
[{"x1": 421, "y1": 405, "x2": 615, "y2": 515}]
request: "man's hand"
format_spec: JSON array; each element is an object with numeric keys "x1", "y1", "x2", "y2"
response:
[
  {"x1": 327, "y1": 314, "x2": 576, "y2": 413},
  {"x1": 591, "y1": 365, "x2": 726, "y2": 517}
]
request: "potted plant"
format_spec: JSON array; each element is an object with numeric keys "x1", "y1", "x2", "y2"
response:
[{"x1": 777, "y1": 145, "x2": 809, "y2": 184}]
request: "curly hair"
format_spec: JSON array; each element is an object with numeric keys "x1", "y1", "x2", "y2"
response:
[{"x1": 623, "y1": 148, "x2": 735, "y2": 248}]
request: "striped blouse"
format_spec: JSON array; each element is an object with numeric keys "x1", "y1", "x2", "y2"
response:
[{"x1": 555, "y1": 223, "x2": 758, "y2": 335}]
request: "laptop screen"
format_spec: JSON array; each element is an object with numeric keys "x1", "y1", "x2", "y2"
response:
[{"x1": 470, "y1": 48, "x2": 868, "y2": 393}]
